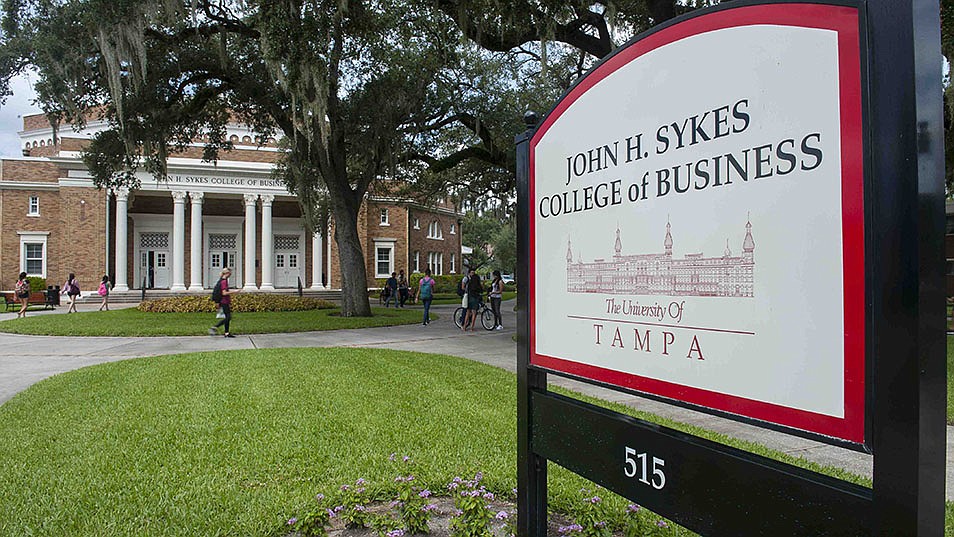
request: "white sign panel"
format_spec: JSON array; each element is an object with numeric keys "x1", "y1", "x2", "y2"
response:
[{"x1": 529, "y1": 4, "x2": 865, "y2": 443}]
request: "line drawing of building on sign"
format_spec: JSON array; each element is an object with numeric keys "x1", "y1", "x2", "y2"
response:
[{"x1": 566, "y1": 218, "x2": 755, "y2": 297}]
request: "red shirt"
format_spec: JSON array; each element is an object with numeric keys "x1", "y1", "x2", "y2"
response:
[{"x1": 219, "y1": 279, "x2": 231, "y2": 305}]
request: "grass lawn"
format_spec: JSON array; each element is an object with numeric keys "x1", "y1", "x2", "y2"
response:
[
  {"x1": 0, "y1": 347, "x2": 887, "y2": 537},
  {"x1": 0, "y1": 307, "x2": 426, "y2": 336}
]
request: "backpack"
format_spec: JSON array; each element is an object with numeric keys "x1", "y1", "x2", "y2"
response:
[
  {"x1": 211, "y1": 279, "x2": 223, "y2": 303},
  {"x1": 456, "y1": 278, "x2": 465, "y2": 297},
  {"x1": 97, "y1": 282, "x2": 108, "y2": 296},
  {"x1": 420, "y1": 277, "x2": 433, "y2": 299},
  {"x1": 15, "y1": 279, "x2": 29, "y2": 298}
]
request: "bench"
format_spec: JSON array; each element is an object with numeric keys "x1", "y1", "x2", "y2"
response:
[{"x1": 4, "y1": 291, "x2": 55, "y2": 311}]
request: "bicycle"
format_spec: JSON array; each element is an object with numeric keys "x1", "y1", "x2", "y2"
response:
[{"x1": 454, "y1": 300, "x2": 496, "y2": 331}]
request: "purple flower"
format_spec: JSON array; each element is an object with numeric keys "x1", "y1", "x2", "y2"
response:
[
  {"x1": 589, "y1": 496, "x2": 602, "y2": 504},
  {"x1": 448, "y1": 482, "x2": 459, "y2": 490},
  {"x1": 340, "y1": 484, "x2": 351, "y2": 491},
  {"x1": 356, "y1": 487, "x2": 366, "y2": 494},
  {"x1": 356, "y1": 478, "x2": 366, "y2": 486},
  {"x1": 419, "y1": 489, "x2": 432, "y2": 498},
  {"x1": 454, "y1": 509, "x2": 463, "y2": 517},
  {"x1": 387, "y1": 530, "x2": 405, "y2": 537},
  {"x1": 483, "y1": 492, "x2": 495, "y2": 501},
  {"x1": 403, "y1": 455, "x2": 411, "y2": 462},
  {"x1": 656, "y1": 520, "x2": 669, "y2": 528},
  {"x1": 389, "y1": 500, "x2": 401, "y2": 508},
  {"x1": 512, "y1": 488, "x2": 518, "y2": 496},
  {"x1": 595, "y1": 521, "x2": 607, "y2": 528},
  {"x1": 406, "y1": 475, "x2": 415, "y2": 482},
  {"x1": 475, "y1": 472, "x2": 483, "y2": 482},
  {"x1": 626, "y1": 504, "x2": 641, "y2": 514},
  {"x1": 389, "y1": 453, "x2": 397, "y2": 461},
  {"x1": 452, "y1": 477, "x2": 463, "y2": 483},
  {"x1": 334, "y1": 505, "x2": 345, "y2": 513},
  {"x1": 423, "y1": 504, "x2": 438, "y2": 512},
  {"x1": 495, "y1": 511, "x2": 509, "y2": 520},
  {"x1": 354, "y1": 505, "x2": 366, "y2": 512},
  {"x1": 558, "y1": 524, "x2": 583, "y2": 534},
  {"x1": 315, "y1": 493, "x2": 325, "y2": 502},
  {"x1": 287, "y1": 517, "x2": 298, "y2": 526},
  {"x1": 327, "y1": 509, "x2": 337, "y2": 518}
]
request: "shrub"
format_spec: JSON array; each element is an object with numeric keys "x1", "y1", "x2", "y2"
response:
[
  {"x1": 137, "y1": 294, "x2": 336, "y2": 313},
  {"x1": 26, "y1": 276, "x2": 47, "y2": 293}
]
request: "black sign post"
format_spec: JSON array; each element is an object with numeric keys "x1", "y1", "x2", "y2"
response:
[{"x1": 517, "y1": 1, "x2": 944, "y2": 535}]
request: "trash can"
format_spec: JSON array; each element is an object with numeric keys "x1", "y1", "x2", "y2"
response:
[{"x1": 47, "y1": 285, "x2": 61, "y2": 306}]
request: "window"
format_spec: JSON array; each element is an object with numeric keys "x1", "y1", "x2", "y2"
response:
[
  {"x1": 380, "y1": 208, "x2": 390, "y2": 225},
  {"x1": 414, "y1": 251, "x2": 420, "y2": 272},
  {"x1": 25, "y1": 243, "x2": 43, "y2": 274},
  {"x1": 427, "y1": 221, "x2": 443, "y2": 239},
  {"x1": 28, "y1": 196, "x2": 39, "y2": 216},
  {"x1": 374, "y1": 240, "x2": 395, "y2": 277},
  {"x1": 413, "y1": 217, "x2": 420, "y2": 229},
  {"x1": 450, "y1": 223, "x2": 456, "y2": 235},
  {"x1": 19, "y1": 232, "x2": 49, "y2": 277},
  {"x1": 428, "y1": 252, "x2": 443, "y2": 275},
  {"x1": 451, "y1": 253, "x2": 456, "y2": 273}
]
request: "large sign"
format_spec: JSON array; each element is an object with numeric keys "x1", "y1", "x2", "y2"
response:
[{"x1": 529, "y1": 4, "x2": 864, "y2": 443}]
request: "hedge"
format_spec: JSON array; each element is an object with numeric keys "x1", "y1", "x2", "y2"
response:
[{"x1": 138, "y1": 294, "x2": 336, "y2": 313}]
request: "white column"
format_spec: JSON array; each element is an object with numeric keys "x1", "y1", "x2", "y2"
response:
[
  {"x1": 326, "y1": 233, "x2": 333, "y2": 290},
  {"x1": 170, "y1": 191, "x2": 187, "y2": 291},
  {"x1": 243, "y1": 193, "x2": 258, "y2": 290},
  {"x1": 311, "y1": 232, "x2": 324, "y2": 289},
  {"x1": 188, "y1": 191, "x2": 204, "y2": 291},
  {"x1": 112, "y1": 188, "x2": 129, "y2": 292},
  {"x1": 259, "y1": 194, "x2": 275, "y2": 291}
]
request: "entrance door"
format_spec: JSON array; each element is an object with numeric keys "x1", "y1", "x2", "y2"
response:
[
  {"x1": 275, "y1": 252, "x2": 301, "y2": 288},
  {"x1": 140, "y1": 250, "x2": 170, "y2": 288},
  {"x1": 208, "y1": 251, "x2": 238, "y2": 287},
  {"x1": 274, "y1": 234, "x2": 303, "y2": 288},
  {"x1": 139, "y1": 232, "x2": 171, "y2": 289},
  {"x1": 207, "y1": 233, "x2": 239, "y2": 288}
]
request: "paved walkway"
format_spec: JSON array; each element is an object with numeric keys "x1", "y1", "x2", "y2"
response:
[{"x1": 0, "y1": 301, "x2": 950, "y2": 500}]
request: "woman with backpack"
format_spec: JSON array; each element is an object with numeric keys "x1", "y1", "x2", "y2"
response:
[
  {"x1": 209, "y1": 267, "x2": 239, "y2": 338},
  {"x1": 14, "y1": 272, "x2": 30, "y2": 318},
  {"x1": 62, "y1": 273, "x2": 79, "y2": 313},
  {"x1": 417, "y1": 268, "x2": 436, "y2": 326},
  {"x1": 97, "y1": 275, "x2": 111, "y2": 311}
]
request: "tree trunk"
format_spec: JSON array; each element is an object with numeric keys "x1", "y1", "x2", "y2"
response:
[{"x1": 331, "y1": 196, "x2": 373, "y2": 317}]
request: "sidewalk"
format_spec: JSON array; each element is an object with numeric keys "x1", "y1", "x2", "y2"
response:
[{"x1": 0, "y1": 301, "x2": 948, "y2": 500}]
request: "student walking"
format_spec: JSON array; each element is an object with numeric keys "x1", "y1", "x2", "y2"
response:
[
  {"x1": 97, "y1": 275, "x2": 111, "y2": 311},
  {"x1": 14, "y1": 272, "x2": 29, "y2": 318},
  {"x1": 397, "y1": 270, "x2": 409, "y2": 307},
  {"x1": 384, "y1": 272, "x2": 398, "y2": 308},
  {"x1": 489, "y1": 270, "x2": 504, "y2": 330},
  {"x1": 209, "y1": 267, "x2": 240, "y2": 338},
  {"x1": 418, "y1": 268, "x2": 435, "y2": 325},
  {"x1": 62, "y1": 273, "x2": 80, "y2": 313}
]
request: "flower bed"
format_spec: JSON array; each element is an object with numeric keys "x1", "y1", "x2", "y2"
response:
[{"x1": 138, "y1": 294, "x2": 336, "y2": 313}]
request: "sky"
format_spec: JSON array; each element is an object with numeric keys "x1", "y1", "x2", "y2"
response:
[{"x1": 0, "y1": 72, "x2": 41, "y2": 158}]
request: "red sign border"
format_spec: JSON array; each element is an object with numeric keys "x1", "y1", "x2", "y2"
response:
[{"x1": 528, "y1": 3, "x2": 866, "y2": 444}]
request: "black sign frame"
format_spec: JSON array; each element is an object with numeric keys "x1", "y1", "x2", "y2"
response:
[{"x1": 516, "y1": 0, "x2": 945, "y2": 534}]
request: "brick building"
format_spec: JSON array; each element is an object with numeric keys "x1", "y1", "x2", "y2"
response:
[{"x1": 1, "y1": 113, "x2": 462, "y2": 294}]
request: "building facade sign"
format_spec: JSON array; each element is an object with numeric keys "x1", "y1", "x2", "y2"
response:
[{"x1": 529, "y1": 3, "x2": 865, "y2": 442}]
